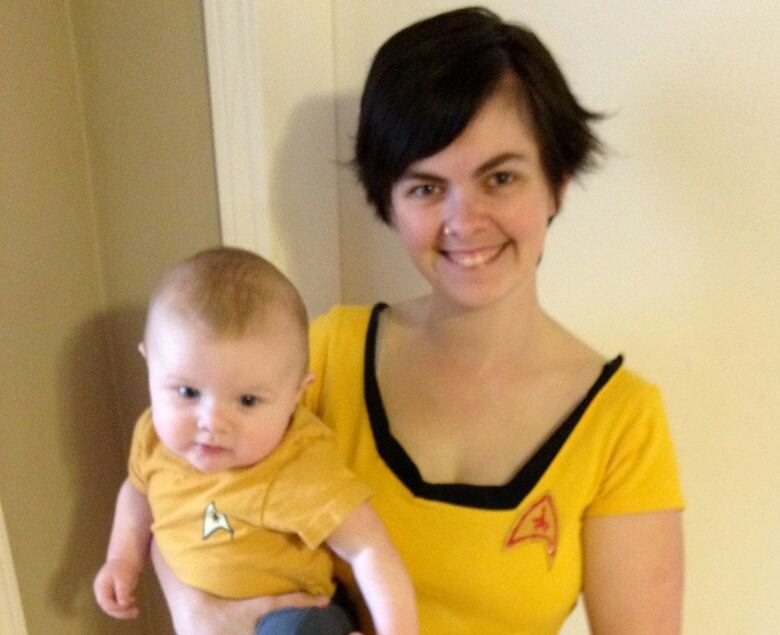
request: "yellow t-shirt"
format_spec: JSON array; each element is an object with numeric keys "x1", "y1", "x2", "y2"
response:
[
  {"x1": 304, "y1": 304, "x2": 684, "y2": 634},
  {"x1": 129, "y1": 404, "x2": 371, "y2": 598}
]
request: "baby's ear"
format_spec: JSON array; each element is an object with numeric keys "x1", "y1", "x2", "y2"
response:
[
  {"x1": 297, "y1": 372, "x2": 315, "y2": 398},
  {"x1": 301, "y1": 371, "x2": 315, "y2": 390}
]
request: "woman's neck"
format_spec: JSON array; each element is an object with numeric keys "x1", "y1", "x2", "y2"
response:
[{"x1": 403, "y1": 290, "x2": 552, "y2": 372}]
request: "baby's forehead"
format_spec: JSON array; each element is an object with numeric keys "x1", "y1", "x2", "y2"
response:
[
  {"x1": 148, "y1": 299, "x2": 302, "y2": 338},
  {"x1": 235, "y1": 308, "x2": 306, "y2": 344}
]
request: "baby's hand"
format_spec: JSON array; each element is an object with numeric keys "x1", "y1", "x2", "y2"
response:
[{"x1": 93, "y1": 558, "x2": 142, "y2": 619}]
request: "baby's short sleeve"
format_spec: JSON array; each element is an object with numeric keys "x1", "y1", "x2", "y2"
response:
[
  {"x1": 262, "y1": 409, "x2": 372, "y2": 549},
  {"x1": 127, "y1": 409, "x2": 155, "y2": 495}
]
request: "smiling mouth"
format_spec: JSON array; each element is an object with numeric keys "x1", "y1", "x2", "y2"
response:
[{"x1": 441, "y1": 243, "x2": 508, "y2": 268}]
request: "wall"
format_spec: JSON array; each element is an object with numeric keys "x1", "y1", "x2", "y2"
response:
[
  {"x1": 328, "y1": 2, "x2": 780, "y2": 633},
  {"x1": 0, "y1": 0, "x2": 219, "y2": 632},
  {"x1": 203, "y1": 0, "x2": 343, "y2": 320},
  {"x1": 69, "y1": 0, "x2": 222, "y2": 449}
]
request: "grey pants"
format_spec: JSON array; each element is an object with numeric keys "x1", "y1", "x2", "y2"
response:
[{"x1": 255, "y1": 604, "x2": 354, "y2": 635}]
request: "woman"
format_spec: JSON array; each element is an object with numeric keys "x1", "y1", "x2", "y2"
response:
[{"x1": 154, "y1": 7, "x2": 684, "y2": 634}]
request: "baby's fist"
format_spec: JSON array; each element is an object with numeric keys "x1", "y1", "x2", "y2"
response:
[{"x1": 93, "y1": 559, "x2": 141, "y2": 620}]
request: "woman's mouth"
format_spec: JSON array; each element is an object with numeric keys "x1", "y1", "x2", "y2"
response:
[{"x1": 441, "y1": 243, "x2": 508, "y2": 268}]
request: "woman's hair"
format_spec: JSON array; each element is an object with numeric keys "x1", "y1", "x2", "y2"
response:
[{"x1": 354, "y1": 6, "x2": 603, "y2": 223}]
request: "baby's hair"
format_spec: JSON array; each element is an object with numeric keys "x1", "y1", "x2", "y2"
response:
[{"x1": 146, "y1": 247, "x2": 308, "y2": 359}]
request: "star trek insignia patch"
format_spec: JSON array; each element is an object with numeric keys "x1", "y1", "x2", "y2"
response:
[
  {"x1": 203, "y1": 501, "x2": 234, "y2": 540},
  {"x1": 505, "y1": 494, "x2": 558, "y2": 563}
]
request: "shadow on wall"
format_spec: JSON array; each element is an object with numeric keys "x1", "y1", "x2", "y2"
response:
[
  {"x1": 267, "y1": 94, "x2": 348, "y2": 317},
  {"x1": 269, "y1": 92, "x2": 427, "y2": 312},
  {"x1": 49, "y1": 308, "x2": 172, "y2": 633}
]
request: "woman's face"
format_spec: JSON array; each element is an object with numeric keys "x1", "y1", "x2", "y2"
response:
[{"x1": 389, "y1": 80, "x2": 563, "y2": 310}]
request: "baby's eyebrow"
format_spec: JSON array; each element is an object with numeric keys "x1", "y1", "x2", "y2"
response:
[{"x1": 165, "y1": 373, "x2": 194, "y2": 384}]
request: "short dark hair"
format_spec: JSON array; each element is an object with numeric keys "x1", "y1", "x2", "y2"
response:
[{"x1": 354, "y1": 6, "x2": 604, "y2": 223}]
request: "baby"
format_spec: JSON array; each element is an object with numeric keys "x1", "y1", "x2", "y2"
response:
[{"x1": 94, "y1": 247, "x2": 417, "y2": 634}]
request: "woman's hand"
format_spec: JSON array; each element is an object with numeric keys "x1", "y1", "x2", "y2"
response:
[{"x1": 150, "y1": 541, "x2": 330, "y2": 635}]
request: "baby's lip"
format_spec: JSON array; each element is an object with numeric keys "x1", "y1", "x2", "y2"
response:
[{"x1": 195, "y1": 442, "x2": 227, "y2": 455}]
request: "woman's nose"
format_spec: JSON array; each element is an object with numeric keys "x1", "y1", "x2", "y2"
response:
[{"x1": 443, "y1": 189, "x2": 486, "y2": 236}]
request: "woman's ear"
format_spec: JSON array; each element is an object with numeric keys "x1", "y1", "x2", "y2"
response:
[
  {"x1": 557, "y1": 175, "x2": 572, "y2": 202},
  {"x1": 549, "y1": 176, "x2": 572, "y2": 225},
  {"x1": 386, "y1": 204, "x2": 397, "y2": 229}
]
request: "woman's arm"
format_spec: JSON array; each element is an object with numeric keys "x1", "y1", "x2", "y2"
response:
[
  {"x1": 327, "y1": 502, "x2": 418, "y2": 635},
  {"x1": 582, "y1": 510, "x2": 684, "y2": 634},
  {"x1": 150, "y1": 541, "x2": 330, "y2": 635}
]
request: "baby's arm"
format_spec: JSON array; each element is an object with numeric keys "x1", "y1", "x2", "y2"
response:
[
  {"x1": 327, "y1": 501, "x2": 418, "y2": 635},
  {"x1": 93, "y1": 478, "x2": 152, "y2": 619}
]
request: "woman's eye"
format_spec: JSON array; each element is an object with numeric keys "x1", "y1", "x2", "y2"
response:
[
  {"x1": 489, "y1": 172, "x2": 515, "y2": 187},
  {"x1": 409, "y1": 184, "x2": 438, "y2": 198},
  {"x1": 178, "y1": 386, "x2": 199, "y2": 399},
  {"x1": 240, "y1": 395, "x2": 259, "y2": 407}
]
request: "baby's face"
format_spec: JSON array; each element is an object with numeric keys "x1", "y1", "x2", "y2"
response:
[{"x1": 142, "y1": 312, "x2": 310, "y2": 473}]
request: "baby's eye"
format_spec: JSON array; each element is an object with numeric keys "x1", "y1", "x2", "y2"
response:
[
  {"x1": 240, "y1": 395, "x2": 260, "y2": 407},
  {"x1": 178, "y1": 386, "x2": 199, "y2": 399}
]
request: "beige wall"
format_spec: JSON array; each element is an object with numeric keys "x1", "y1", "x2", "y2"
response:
[{"x1": 1, "y1": 1, "x2": 219, "y2": 632}]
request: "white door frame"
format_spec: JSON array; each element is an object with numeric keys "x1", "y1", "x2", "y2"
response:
[{"x1": 202, "y1": 0, "x2": 272, "y2": 257}]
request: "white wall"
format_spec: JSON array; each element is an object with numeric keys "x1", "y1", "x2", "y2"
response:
[
  {"x1": 333, "y1": 2, "x2": 780, "y2": 632},
  {"x1": 205, "y1": 0, "x2": 342, "y2": 319},
  {"x1": 220, "y1": 2, "x2": 780, "y2": 632}
]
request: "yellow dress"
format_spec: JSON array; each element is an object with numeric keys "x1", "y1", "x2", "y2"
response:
[{"x1": 304, "y1": 304, "x2": 684, "y2": 634}]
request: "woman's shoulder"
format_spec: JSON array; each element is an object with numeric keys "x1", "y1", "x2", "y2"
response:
[
  {"x1": 604, "y1": 362, "x2": 661, "y2": 400},
  {"x1": 310, "y1": 304, "x2": 375, "y2": 331},
  {"x1": 583, "y1": 360, "x2": 670, "y2": 443},
  {"x1": 542, "y1": 319, "x2": 665, "y2": 420},
  {"x1": 308, "y1": 304, "x2": 378, "y2": 360},
  {"x1": 305, "y1": 306, "x2": 376, "y2": 413}
]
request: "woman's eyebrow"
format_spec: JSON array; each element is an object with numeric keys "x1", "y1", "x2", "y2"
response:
[
  {"x1": 398, "y1": 152, "x2": 528, "y2": 184},
  {"x1": 397, "y1": 169, "x2": 446, "y2": 184},
  {"x1": 474, "y1": 152, "x2": 528, "y2": 176}
]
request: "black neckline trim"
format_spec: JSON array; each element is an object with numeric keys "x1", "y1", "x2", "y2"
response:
[{"x1": 363, "y1": 303, "x2": 624, "y2": 510}]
